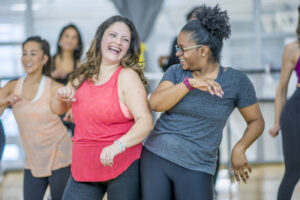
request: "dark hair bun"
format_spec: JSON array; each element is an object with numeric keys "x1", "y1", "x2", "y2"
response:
[{"x1": 194, "y1": 4, "x2": 231, "y2": 40}]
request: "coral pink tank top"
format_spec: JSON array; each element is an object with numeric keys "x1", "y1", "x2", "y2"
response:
[
  {"x1": 12, "y1": 76, "x2": 72, "y2": 177},
  {"x1": 71, "y1": 67, "x2": 142, "y2": 181}
]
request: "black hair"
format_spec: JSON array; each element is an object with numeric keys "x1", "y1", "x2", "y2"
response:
[
  {"x1": 181, "y1": 4, "x2": 231, "y2": 63},
  {"x1": 22, "y1": 36, "x2": 52, "y2": 76},
  {"x1": 55, "y1": 23, "x2": 83, "y2": 62}
]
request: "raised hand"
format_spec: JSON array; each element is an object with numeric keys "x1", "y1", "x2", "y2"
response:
[
  {"x1": 56, "y1": 86, "x2": 76, "y2": 102},
  {"x1": 6, "y1": 94, "x2": 22, "y2": 105},
  {"x1": 189, "y1": 78, "x2": 224, "y2": 98}
]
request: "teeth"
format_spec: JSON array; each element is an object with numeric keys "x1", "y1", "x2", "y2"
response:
[{"x1": 109, "y1": 46, "x2": 121, "y2": 52}]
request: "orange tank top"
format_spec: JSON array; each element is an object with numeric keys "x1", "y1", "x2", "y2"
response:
[
  {"x1": 71, "y1": 66, "x2": 142, "y2": 182},
  {"x1": 12, "y1": 76, "x2": 72, "y2": 177}
]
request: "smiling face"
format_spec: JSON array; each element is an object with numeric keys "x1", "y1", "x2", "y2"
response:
[
  {"x1": 176, "y1": 31, "x2": 204, "y2": 71},
  {"x1": 59, "y1": 27, "x2": 79, "y2": 51},
  {"x1": 22, "y1": 41, "x2": 48, "y2": 75},
  {"x1": 100, "y1": 22, "x2": 131, "y2": 65}
]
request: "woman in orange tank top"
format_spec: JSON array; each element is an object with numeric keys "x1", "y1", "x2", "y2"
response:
[
  {"x1": 51, "y1": 16, "x2": 153, "y2": 200},
  {"x1": 0, "y1": 36, "x2": 72, "y2": 200}
]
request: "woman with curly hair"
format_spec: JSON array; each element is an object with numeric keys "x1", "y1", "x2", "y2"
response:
[
  {"x1": 141, "y1": 4, "x2": 265, "y2": 200},
  {"x1": 269, "y1": 5, "x2": 300, "y2": 200},
  {"x1": 51, "y1": 15, "x2": 153, "y2": 200}
]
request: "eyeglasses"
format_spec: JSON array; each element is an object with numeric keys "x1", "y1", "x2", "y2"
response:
[{"x1": 175, "y1": 44, "x2": 205, "y2": 56}]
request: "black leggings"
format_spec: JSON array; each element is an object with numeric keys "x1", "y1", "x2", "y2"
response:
[
  {"x1": 278, "y1": 88, "x2": 300, "y2": 200},
  {"x1": 23, "y1": 166, "x2": 70, "y2": 200},
  {"x1": 140, "y1": 148, "x2": 213, "y2": 200},
  {"x1": 0, "y1": 120, "x2": 5, "y2": 161},
  {"x1": 62, "y1": 160, "x2": 140, "y2": 200}
]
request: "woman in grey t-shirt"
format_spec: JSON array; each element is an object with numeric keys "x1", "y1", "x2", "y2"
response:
[{"x1": 141, "y1": 5, "x2": 265, "y2": 200}]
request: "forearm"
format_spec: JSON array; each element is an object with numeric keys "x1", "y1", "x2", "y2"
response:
[
  {"x1": 233, "y1": 116, "x2": 265, "y2": 152},
  {"x1": 118, "y1": 114, "x2": 153, "y2": 148},
  {"x1": 273, "y1": 86, "x2": 287, "y2": 125},
  {"x1": 50, "y1": 96, "x2": 71, "y2": 115},
  {"x1": 149, "y1": 82, "x2": 189, "y2": 112},
  {"x1": 0, "y1": 98, "x2": 9, "y2": 115}
]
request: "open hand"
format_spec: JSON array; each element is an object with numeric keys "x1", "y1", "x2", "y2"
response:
[
  {"x1": 189, "y1": 78, "x2": 223, "y2": 98},
  {"x1": 231, "y1": 146, "x2": 251, "y2": 184}
]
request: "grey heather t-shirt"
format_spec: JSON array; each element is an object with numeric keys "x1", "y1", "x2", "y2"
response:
[{"x1": 144, "y1": 64, "x2": 257, "y2": 175}]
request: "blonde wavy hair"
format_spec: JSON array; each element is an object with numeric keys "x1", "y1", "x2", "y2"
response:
[{"x1": 69, "y1": 15, "x2": 147, "y2": 89}]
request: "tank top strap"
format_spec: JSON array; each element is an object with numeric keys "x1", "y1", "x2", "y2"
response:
[
  {"x1": 13, "y1": 77, "x2": 24, "y2": 96},
  {"x1": 113, "y1": 66, "x2": 123, "y2": 81},
  {"x1": 109, "y1": 66, "x2": 123, "y2": 87}
]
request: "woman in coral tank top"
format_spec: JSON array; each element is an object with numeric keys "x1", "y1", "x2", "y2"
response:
[
  {"x1": 51, "y1": 15, "x2": 153, "y2": 200},
  {"x1": 0, "y1": 36, "x2": 72, "y2": 200}
]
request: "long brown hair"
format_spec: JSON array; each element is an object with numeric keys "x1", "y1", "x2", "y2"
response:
[{"x1": 69, "y1": 15, "x2": 147, "y2": 89}]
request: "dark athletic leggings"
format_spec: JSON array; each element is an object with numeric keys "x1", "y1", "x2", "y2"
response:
[
  {"x1": 23, "y1": 166, "x2": 70, "y2": 200},
  {"x1": 277, "y1": 88, "x2": 300, "y2": 200},
  {"x1": 140, "y1": 148, "x2": 213, "y2": 200},
  {"x1": 0, "y1": 120, "x2": 5, "y2": 161},
  {"x1": 62, "y1": 160, "x2": 140, "y2": 200}
]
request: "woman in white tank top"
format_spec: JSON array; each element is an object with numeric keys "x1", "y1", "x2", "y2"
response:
[{"x1": 0, "y1": 36, "x2": 72, "y2": 200}]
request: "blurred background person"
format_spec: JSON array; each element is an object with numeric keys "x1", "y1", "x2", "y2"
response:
[
  {"x1": 269, "y1": 5, "x2": 300, "y2": 200},
  {"x1": 0, "y1": 36, "x2": 72, "y2": 200},
  {"x1": 51, "y1": 23, "x2": 83, "y2": 85},
  {"x1": 51, "y1": 23, "x2": 83, "y2": 135}
]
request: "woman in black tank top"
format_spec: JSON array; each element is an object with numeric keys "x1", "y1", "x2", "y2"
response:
[
  {"x1": 51, "y1": 24, "x2": 83, "y2": 134},
  {"x1": 51, "y1": 24, "x2": 83, "y2": 85}
]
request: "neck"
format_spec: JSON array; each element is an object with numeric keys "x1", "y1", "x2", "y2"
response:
[
  {"x1": 60, "y1": 50, "x2": 74, "y2": 59},
  {"x1": 192, "y1": 62, "x2": 219, "y2": 79},
  {"x1": 25, "y1": 71, "x2": 43, "y2": 84}
]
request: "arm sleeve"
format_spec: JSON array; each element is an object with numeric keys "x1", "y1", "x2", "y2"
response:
[
  {"x1": 160, "y1": 65, "x2": 180, "y2": 84},
  {"x1": 236, "y1": 73, "x2": 257, "y2": 108}
]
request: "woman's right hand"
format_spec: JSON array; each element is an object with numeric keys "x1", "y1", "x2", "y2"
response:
[
  {"x1": 6, "y1": 94, "x2": 22, "y2": 106},
  {"x1": 269, "y1": 124, "x2": 280, "y2": 137},
  {"x1": 189, "y1": 78, "x2": 223, "y2": 98},
  {"x1": 56, "y1": 86, "x2": 76, "y2": 102}
]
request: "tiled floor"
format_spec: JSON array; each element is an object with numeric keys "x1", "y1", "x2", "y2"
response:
[{"x1": 0, "y1": 164, "x2": 299, "y2": 200}]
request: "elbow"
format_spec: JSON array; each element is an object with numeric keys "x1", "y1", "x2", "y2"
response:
[
  {"x1": 257, "y1": 116, "x2": 265, "y2": 137},
  {"x1": 149, "y1": 98, "x2": 166, "y2": 112}
]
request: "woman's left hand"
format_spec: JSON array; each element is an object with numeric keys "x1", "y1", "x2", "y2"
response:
[
  {"x1": 100, "y1": 143, "x2": 124, "y2": 167},
  {"x1": 189, "y1": 78, "x2": 223, "y2": 98},
  {"x1": 231, "y1": 146, "x2": 252, "y2": 184}
]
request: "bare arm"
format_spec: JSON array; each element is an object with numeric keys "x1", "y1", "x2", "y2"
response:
[
  {"x1": 269, "y1": 43, "x2": 298, "y2": 137},
  {"x1": 117, "y1": 69, "x2": 153, "y2": 147},
  {"x1": 149, "y1": 80, "x2": 189, "y2": 112},
  {"x1": 50, "y1": 82, "x2": 76, "y2": 115},
  {"x1": 0, "y1": 80, "x2": 19, "y2": 115},
  {"x1": 231, "y1": 103, "x2": 265, "y2": 184},
  {"x1": 149, "y1": 78, "x2": 223, "y2": 112},
  {"x1": 100, "y1": 68, "x2": 153, "y2": 166}
]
